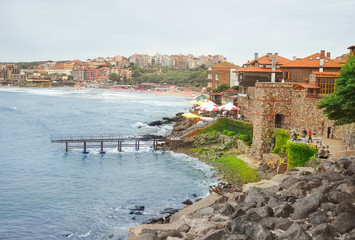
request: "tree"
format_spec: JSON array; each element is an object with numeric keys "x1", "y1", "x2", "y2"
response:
[
  {"x1": 318, "y1": 56, "x2": 355, "y2": 125},
  {"x1": 109, "y1": 73, "x2": 120, "y2": 82},
  {"x1": 212, "y1": 83, "x2": 230, "y2": 93}
]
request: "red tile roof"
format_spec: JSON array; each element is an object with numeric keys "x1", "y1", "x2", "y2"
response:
[
  {"x1": 212, "y1": 62, "x2": 239, "y2": 68},
  {"x1": 234, "y1": 67, "x2": 282, "y2": 73},
  {"x1": 348, "y1": 45, "x2": 355, "y2": 49},
  {"x1": 281, "y1": 53, "x2": 342, "y2": 68},
  {"x1": 294, "y1": 83, "x2": 320, "y2": 89},
  {"x1": 244, "y1": 55, "x2": 291, "y2": 66}
]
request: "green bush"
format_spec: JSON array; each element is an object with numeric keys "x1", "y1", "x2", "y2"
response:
[
  {"x1": 272, "y1": 129, "x2": 290, "y2": 154},
  {"x1": 286, "y1": 142, "x2": 317, "y2": 168},
  {"x1": 200, "y1": 118, "x2": 253, "y2": 143},
  {"x1": 238, "y1": 134, "x2": 249, "y2": 142}
]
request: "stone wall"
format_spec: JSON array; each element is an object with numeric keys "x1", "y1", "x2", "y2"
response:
[{"x1": 249, "y1": 82, "x2": 293, "y2": 160}]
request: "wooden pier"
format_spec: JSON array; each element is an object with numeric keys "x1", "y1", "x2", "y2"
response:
[{"x1": 51, "y1": 134, "x2": 166, "y2": 154}]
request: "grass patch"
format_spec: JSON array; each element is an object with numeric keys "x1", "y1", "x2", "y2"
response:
[{"x1": 216, "y1": 156, "x2": 260, "y2": 184}]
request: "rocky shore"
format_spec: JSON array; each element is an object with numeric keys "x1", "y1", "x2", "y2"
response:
[
  {"x1": 127, "y1": 156, "x2": 355, "y2": 240},
  {"x1": 126, "y1": 114, "x2": 355, "y2": 240}
]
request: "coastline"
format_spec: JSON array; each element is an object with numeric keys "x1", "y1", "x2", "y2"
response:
[
  {"x1": 126, "y1": 116, "x2": 355, "y2": 240},
  {"x1": 0, "y1": 85, "x2": 202, "y2": 98}
]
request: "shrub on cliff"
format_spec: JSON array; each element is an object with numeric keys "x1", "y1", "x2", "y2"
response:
[
  {"x1": 286, "y1": 142, "x2": 317, "y2": 168},
  {"x1": 272, "y1": 129, "x2": 290, "y2": 154}
]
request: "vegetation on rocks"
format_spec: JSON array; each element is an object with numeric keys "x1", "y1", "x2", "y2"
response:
[
  {"x1": 189, "y1": 132, "x2": 259, "y2": 185},
  {"x1": 199, "y1": 118, "x2": 253, "y2": 145}
]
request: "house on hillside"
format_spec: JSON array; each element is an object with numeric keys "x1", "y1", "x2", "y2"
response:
[
  {"x1": 206, "y1": 62, "x2": 239, "y2": 91},
  {"x1": 236, "y1": 53, "x2": 291, "y2": 96},
  {"x1": 280, "y1": 50, "x2": 342, "y2": 83}
]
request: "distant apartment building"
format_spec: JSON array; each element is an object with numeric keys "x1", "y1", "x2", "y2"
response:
[
  {"x1": 206, "y1": 62, "x2": 239, "y2": 91},
  {"x1": 0, "y1": 64, "x2": 20, "y2": 80},
  {"x1": 72, "y1": 68, "x2": 100, "y2": 82}
]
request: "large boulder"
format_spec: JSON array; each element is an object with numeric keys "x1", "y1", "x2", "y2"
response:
[
  {"x1": 312, "y1": 223, "x2": 337, "y2": 240},
  {"x1": 291, "y1": 192, "x2": 327, "y2": 219},
  {"x1": 199, "y1": 229, "x2": 229, "y2": 240},
  {"x1": 278, "y1": 223, "x2": 312, "y2": 240},
  {"x1": 331, "y1": 212, "x2": 355, "y2": 234}
]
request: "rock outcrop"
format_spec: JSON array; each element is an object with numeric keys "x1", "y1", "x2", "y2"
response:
[{"x1": 127, "y1": 156, "x2": 355, "y2": 240}]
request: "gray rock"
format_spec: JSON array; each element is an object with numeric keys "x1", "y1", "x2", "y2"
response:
[
  {"x1": 259, "y1": 217, "x2": 293, "y2": 231},
  {"x1": 231, "y1": 208, "x2": 246, "y2": 219},
  {"x1": 327, "y1": 190, "x2": 355, "y2": 204},
  {"x1": 220, "y1": 203, "x2": 235, "y2": 216},
  {"x1": 274, "y1": 204, "x2": 294, "y2": 218},
  {"x1": 309, "y1": 211, "x2": 329, "y2": 225},
  {"x1": 200, "y1": 229, "x2": 229, "y2": 240},
  {"x1": 321, "y1": 202, "x2": 336, "y2": 212},
  {"x1": 312, "y1": 223, "x2": 336, "y2": 240},
  {"x1": 267, "y1": 197, "x2": 283, "y2": 209},
  {"x1": 241, "y1": 202, "x2": 257, "y2": 211},
  {"x1": 194, "y1": 207, "x2": 214, "y2": 218},
  {"x1": 176, "y1": 224, "x2": 190, "y2": 233},
  {"x1": 244, "y1": 188, "x2": 270, "y2": 207},
  {"x1": 331, "y1": 212, "x2": 355, "y2": 234},
  {"x1": 278, "y1": 223, "x2": 312, "y2": 240},
  {"x1": 286, "y1": 181, "x2": 310, "y2": 197},
  {"x1": 319, "y1": 171, "x2": 345, "y2": 182},
  {"x1": 247, "y1": 206, "x2": 273, "y2": 218},
  {"x1": 335, "y1": 201, "x2": 355, "y2": 215},
  {"x1": 291, "y1": 191, "x2": 327, "y2": 219},
  {"x1": 225, "y1": 234, "x2": 248, "y2": 240},
  {"x1": 231, "y1": 218, "x2": 274, "y2": 240},
  {"x1": 136, "y1": 232, "x2": 158, "y2": 240}
]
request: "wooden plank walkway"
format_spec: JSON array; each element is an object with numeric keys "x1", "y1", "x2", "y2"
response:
[{"x1": 51, "y1": 133, "x2": 166, "y2": 153}]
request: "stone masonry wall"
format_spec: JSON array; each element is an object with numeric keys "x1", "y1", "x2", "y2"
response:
[{"x1": 249, "y1": 82, "x2": 293, "y2": 160}]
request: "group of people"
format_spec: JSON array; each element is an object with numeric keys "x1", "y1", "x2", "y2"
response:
[
  {"x1": 290, "y1": 129, "x2": 313, "y2": 143},
  {"x1": 290, "y1": 128, "x2": 330, "y2": 159}
]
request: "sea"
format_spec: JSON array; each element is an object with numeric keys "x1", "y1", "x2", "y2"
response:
[{"x1": 0, "y1": 88, "x2": 217, "y2": 240}]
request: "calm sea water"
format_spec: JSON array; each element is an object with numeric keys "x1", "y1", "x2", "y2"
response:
[{"x1": 0, "y1": 88, "x2": 216, "y2": 240}]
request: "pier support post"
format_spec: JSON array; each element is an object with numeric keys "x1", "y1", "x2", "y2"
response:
[
  {"x1": 100, "y1": 142, "x2": 105, "y2": 154},
  {"x1": 118, "y1": 141, "x2": 122, "y2": 152},
  {"x1": 66, "y1": 142, "x2": 68, "y2": 152},
  {"x1": 83, "y1": 142, "x2": 89, "y2": 154}
]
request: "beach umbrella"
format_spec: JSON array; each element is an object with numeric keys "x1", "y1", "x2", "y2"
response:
[
  {"x1": 188, "y1": 100, "x2": 205, "y2": 105},
  {"x1": 182, "y1": 113, "x2": 201, "y2": 119},
  {"x1": 197, "y1": 101, "x2": 220, "y2": 112},
  {"x1": 219, "y1": 102, "x2": 240, "y2": 111},
  {"x1": 195, "y1": 94, "x2": 208, "y2": 101}
]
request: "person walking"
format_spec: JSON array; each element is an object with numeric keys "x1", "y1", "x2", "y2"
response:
[{"x1": 308, "y1": 128, "x2": 313, "y2": 143}]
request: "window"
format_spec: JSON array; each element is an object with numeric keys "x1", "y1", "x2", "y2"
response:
[
  {"x1": 215, "y1": 74, "x2": 219, "y2": 80},
  {"x1": 316, "y1": 56, "x2": 320, "y2": 60},
  {"x1": 318, "y1": 78, "x2": 336, "y2": 94},
  {"x1": 309, "y1": 57, "x2": 313, "y2": 60}
]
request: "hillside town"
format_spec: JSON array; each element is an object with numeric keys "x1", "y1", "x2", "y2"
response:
[{"x1": 0, "y1": 54, "x2": 225, "y2": 87}]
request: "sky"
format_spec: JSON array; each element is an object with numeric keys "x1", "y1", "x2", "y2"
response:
[{"x1": 0, "y1": 0, "x2": 354, "y2": 65}]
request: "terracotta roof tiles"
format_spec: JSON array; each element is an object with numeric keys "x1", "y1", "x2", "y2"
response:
[
  {"x1": 234, "y1": 67, "x2": 282, "y2": 73},
  {"x1": 244, "y1": 55, "x2": 291, "y2": 66},
  {"x1": 282, "y1": 53, "x2": 342, "y2": 68}
]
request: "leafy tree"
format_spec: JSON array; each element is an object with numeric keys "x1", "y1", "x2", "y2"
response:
[
  {"x1": 318, "y1": 56, "x2": 355, "y2": 125},
  {"x1": 232, "y1": 85, "x2": 239, "y2": 90},
  {"x1": 212, "y1": 83, "x2": 230, "y2": 93},
  {"x1": 109, "y1": 73, "x2": 120, "y2": 82}
]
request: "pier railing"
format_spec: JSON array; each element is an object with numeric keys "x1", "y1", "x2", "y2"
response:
[{"x1": 51, "y1": 133, "x2": 168, "y2": 153}]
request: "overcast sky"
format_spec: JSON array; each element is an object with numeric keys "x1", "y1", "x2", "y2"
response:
[{"x1": 0, "y1": 0, "x2": 354, "y2": 65}]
